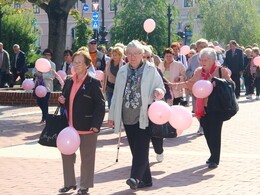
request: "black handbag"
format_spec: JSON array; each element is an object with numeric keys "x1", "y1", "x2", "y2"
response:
[
  {"x1": 148, "y1": 121, "x2": 177, "y2": 138},
  {"x1": 38, "y1": 106, "x2": 68, "y2": 147}
]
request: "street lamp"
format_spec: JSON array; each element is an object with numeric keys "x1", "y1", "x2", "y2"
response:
[
  {"x1": 167, "y1": 4, "x2": 172, "y2": 47},
  {"x1": 99, "y1": 0, "x2": 107, "y2": 44}
]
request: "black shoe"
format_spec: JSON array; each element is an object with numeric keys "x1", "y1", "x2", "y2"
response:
[
  {"x1": 59, "y1": 185, "x2": 77, "y2": 193},
  {"x1": 206, "y1": 159, "x2": 212, "y2": 164},
  {"x1": 126, "y1": 178, "x2": 138, "y2": 189},
  {"x1": 208, "y1": 162, "x2": 218, "y2": 169},
  {"x1": 138, "y1": 181, "x2": 153, "y2": 188},
  {"x1": 77, "y1": 188, "x2": 89, "y2": 194}
]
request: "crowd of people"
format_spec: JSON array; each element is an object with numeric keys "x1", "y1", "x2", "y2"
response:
[{"x1": 1, "y1": 38, "x2": 259, "y2": 194}]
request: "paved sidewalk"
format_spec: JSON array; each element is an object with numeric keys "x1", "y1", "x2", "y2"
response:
[{"x1": 0, "y1": 94, "x2": 260, "y2": 195}]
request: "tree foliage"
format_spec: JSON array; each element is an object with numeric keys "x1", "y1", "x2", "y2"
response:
[
  {"x1": 190, "y1": 0, "x2": 260, "y2": 46},
  {"x1": 2, "y1": 5, "x2": 38, "y2": 65},
  {"x1": 70, "y1": 9, "x2": 93, "y2": 52},
  {"x1": 110, "y1": 0, "x2": 179, "y2": 54}
]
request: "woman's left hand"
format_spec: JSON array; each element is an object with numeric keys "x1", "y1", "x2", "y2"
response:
[
  {"x1": 90, "y1": 127, "x2": 100, "y2": 133},
  {"x1": 153, "y1": 89, "x2": 164, "y2": 101}
]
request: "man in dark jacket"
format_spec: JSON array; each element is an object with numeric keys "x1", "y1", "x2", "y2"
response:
[
  {"x1": 0, "y1": 42, "x2": 10, "y2": 88},
  {"x1": 10, "y1": 44, "x2": 28, "y2": 87},
  {"x1": 223, "y1": 40, "x2": 244, "y2": 99}
]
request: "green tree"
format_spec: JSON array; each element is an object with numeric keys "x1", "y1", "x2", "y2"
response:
[
  {"x1": 2, "y1": 5, "x2": 38, "y2": 66},
  {"x1": 110, "y1": 0, "x2": 179, "y2": 54},
  {"x1": 70, "y1": 9, "x2": 93, "y2": 52},
  {"x1": 190, "y1": 0, "x2": 260, "y2": 46}
]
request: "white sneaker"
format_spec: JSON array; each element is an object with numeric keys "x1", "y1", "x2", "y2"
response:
[
  {"x1": 197, "y1": 128, "x2": 204, "y2": 135},
  {"x1": 246, "y1": 95, "x2": 252, "y2": 100},
  {"x1": 156, "y1": 153, "x2": 164, "y2": 162},
  {"x1": 256, "y1": 96, "x2": 259, "y2": 100}
]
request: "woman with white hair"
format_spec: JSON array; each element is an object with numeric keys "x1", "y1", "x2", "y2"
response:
[
  {"x1": 168, "y1": 48, "x2": 233, "y2": 169},
  {"x1": 108, "y1": 40, "x2": 165, "y2": 189}
]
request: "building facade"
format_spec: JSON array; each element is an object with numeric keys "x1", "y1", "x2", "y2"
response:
[{"x1": 19, "y1": 0, "x2": 196, "y2": 50}]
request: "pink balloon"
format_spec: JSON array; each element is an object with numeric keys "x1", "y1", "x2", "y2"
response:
[
  {"x1": 192, "y1": 80, "x2": 213, "y2": 98},
  {"x1": 253, "y1": 57, "x2": 260, "y2": 67},
  {"x1": 71, "y1": 66, "x2": 75, "y2": 75},
  {"x1": 177, "y1": 129, "x2": 183, "y2": 136},
  {"x1": 148, "y1": 101, "x2": 171, "y2": 125},
  {"x1": 35, "y1": 85, "x2": 47, "y2": 98},
  {"x1": 214, "y1": 46, "x2": 221, "y2": 52},
  {"x1": 95, "y1": 70, "x2": 104, "y2": 80},
  {"x1": 180, "y1": 45, "x2": 190, "y2": 55},
  {"x1": 57, "y1": 70, "x2": 67, "y2": 80},
  {"x1": 226, "y1": 68, "x2": 232, "y2": 76},
  {"x1": 57, "y1": 127, "x2": 80, "y2": 155},
  {"x1": 143, "y1": 19, "x2": 156, "y2": 33},
  {"x1": 169, "y1": 105, "x2": 192, "y2": 131},
  {"x1": 35, "y1": 58, "x2": 51, "y2": 73},
  {"x1": 22, "y1": 79, "x2": 35, "y2": 91}
]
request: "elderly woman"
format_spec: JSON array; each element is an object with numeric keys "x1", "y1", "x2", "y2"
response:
[
  {"x1": 58, "y1": 50, "x2": 105, "y2": 194},
  {"x1": 108, "y1": 40, "x2": 165, "y2": 189},
  {"x1": 158, "y1": 48, "x2": 186, "y2": 106},
  {"x1": 168, "y1": 48, "x2": 232, "y2": 169},
  {"x1": 103, "y1": 47, "x2": 125, "y2": 108},
  {"x1": 170, "y1": 42, "x2": 188, "y2": 69}
]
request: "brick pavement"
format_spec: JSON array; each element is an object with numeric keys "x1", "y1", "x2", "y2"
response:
[{"x1": 0, "y1": 93, "x2": 260, "y2": 195}]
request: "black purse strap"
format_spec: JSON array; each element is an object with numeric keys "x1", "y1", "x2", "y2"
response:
[
  {"x1": 54, "y1": 104, "x2": 61, "y2": 116},
  {"x1": 219, "y1": 66, "x2": 222, "y2": 78}
]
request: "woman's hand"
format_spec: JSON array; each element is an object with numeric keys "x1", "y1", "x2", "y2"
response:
[
  {"x1": 108, "y1": 120, "x2": 114, "y2": 128},
  {"x1": 90, "y1": 127, "x2": 100, "y2": 133},
  {"x1": 34, "y1": 72, "x2": 41, "y2": 77},
  {"x1": 153, "y1": 89, "x2": 164, "y2": 101},
  {"x1": 58, "y1": 95, "x2": 65, "y2": 104}
]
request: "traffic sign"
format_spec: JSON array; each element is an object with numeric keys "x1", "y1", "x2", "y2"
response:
[
  {"x1": 83, "y1": 4, "x2": 89, "y2": 11},
  {"x1": 33, "y1": 20, "x2": 38, "y2": 26},
  {"x1": 92, "y1": 21, "x2": 99, "y2": 29},
  {"x1": 92, "y1": 2, "x2": 99, "y2": 11},
  {"x1": 92, "y1": 12, "x2": 99, "y2": 21}
]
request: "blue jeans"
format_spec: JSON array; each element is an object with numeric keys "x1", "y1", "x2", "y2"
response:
[
  {"x1": 36, "y1": 92, "x2": 50, "y2": 121},
  {"x1": 106, "y1": 91, "x2": 113, "y2": 108}
]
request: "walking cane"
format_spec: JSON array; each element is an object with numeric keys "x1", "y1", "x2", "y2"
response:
[{"x1": 116, "y1": 126, "x2": 122, "y2": 162}]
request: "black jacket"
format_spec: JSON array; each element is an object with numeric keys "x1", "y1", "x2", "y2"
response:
[
  {"x1": 12, "y1": 51, "x2": 28, "y2": 73},
  {"x1": 62, "y1": 75, "x2": 105, "y2": 131},
  {"x1": 223, "y1": 48, "x2": 244, "y2": 74}
]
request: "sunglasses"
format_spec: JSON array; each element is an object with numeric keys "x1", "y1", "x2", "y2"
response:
[{"x1": 90, "y1": 42, "x2": 97, "y2": 45}]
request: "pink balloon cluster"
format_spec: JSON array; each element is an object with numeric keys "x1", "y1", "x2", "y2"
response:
[
  {"x1": 180, "y1": 45, "x2": 190, "y2": 55},
  {"x1": 253, "y1": 57, "x2": 260, "y2": 67},
  {"x1": 95, "y1": 70, "x2": 104, "y2": 80},
  {"x1": 35, "y1": 58, "x2": 51, "y2": 73},
  {"x1": 143, "y1": 19, "x2": 156, "y2": 33},
  {"x1": 57, "y1": 127, "x2": 81, "y2": 155},
  {"x1": 192, "y1": 80, "x2": 213, "y2": 98},
  {"x1": 22, "y1": 79, "x2": 35, "y2": 91},
  {"x1": 148, "y1": 101, "x2": 193, "y2": 132},
  {"x1": 35, "y1": 86, "x2": 47, "y2": 98}
]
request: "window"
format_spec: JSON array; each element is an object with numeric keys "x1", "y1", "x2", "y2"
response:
[
  {"x1": 92, "y1": 0, "x2": 99, "y2": 12},
  {"x1": 14, "y1": 3, "x2": 21, "y2": 9},
  {"x1": 184, "y1": 0, "x2": 193, "y2": 7},
  {"x1": 33, "y1": 5, "x2": 40, "y2": 14},
  {"x1": 110, "y1": 0, "x2": 115, "y2": 11},
  {"x1": 72, "y1": 1, "x2": 78, "y2": 9}
]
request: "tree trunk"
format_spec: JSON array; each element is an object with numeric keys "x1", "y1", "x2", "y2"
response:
[{"x1": 47, "y1": 10, "x2": 68, "y2": 70}]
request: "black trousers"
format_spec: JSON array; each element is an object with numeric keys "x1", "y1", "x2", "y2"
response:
[
  {"x1": 124, "y1": 123, "x2": 152, "y2": 183},
  {"x1": 254, "y1": 77, "x2": 260, "y2": 96},
  {"x1": 200, "y1": 111, "x2": 223, "y2": 165},
  {"x1": 10, "y1": 68, "x2": 25, "y2": 87},
  {"x1": 36, "y1": 92, "x2": 50, "y2": 121},
  {"x1": 231, "y1": 73, "x2": 241, "y2": 98},
  {"x1": 151, "y1": 137, "x2": 163, "y2": 154}
]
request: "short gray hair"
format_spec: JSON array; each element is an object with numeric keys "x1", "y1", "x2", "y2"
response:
[
  {"x1": 199, "y1": 48, "x2": 217, "y2": 61},
  {"x1": 13, "y1": 44, "x2": 20, "y2": 48},
  {"x1": 125, "y1": 40, "x2": 144, "y2": 54}
]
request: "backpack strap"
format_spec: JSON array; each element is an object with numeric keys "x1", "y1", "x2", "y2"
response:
[{"x1": 219, "y1": 66, "x2": 222, "y2": 78}]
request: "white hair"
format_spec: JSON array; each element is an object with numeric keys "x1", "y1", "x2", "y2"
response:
[
  {"x1": 125, "y1": 40, "x2": 144, "y2": 54},
  {"x1": 199, "y1": 48, "x2": 217, "y2": 61}
]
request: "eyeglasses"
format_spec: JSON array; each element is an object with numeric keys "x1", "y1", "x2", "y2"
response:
[
  {"x1": 89, "y1": 42, "x2": 97, "y2": 45},
  {"x1": 127, "y1": 52, "x2": 142, "y2": 57},
  {"x1": 144, "y1": 56, "x2": 153, "y2": 59}
]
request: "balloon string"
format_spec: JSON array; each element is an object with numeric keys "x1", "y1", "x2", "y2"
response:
[{"x1": 146, "y1": 33, "x2": 149, "y2": 43}]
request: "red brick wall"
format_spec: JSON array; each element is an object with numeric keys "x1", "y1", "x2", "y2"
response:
[{"x1": 0, "y1": 90, "x2": 61, "y2": 106}]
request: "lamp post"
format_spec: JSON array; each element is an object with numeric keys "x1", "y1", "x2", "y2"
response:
[
  {"x1": 0, "y1": 8, "x2": 3, "y2": 42},
  {"x1": 167, "y1": 4, "x2": 172, "y2": 47},
  {"x1": 99, "y1": 0, "x2": 107, "y2": 44}
]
